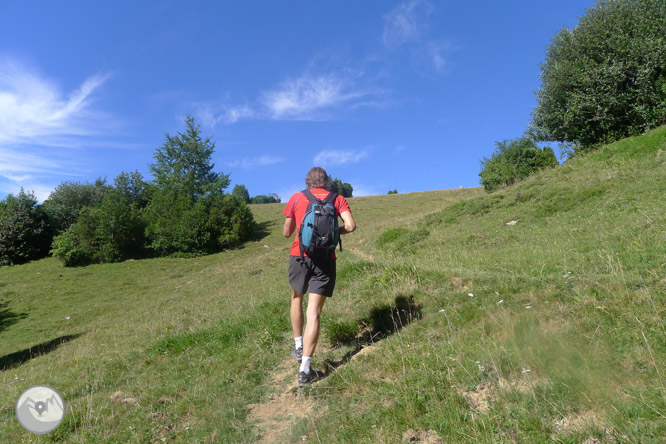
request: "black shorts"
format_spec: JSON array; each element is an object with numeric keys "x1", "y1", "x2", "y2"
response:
[{"x1": 288, "y1": 256, "x2": 337, "y2": 297}]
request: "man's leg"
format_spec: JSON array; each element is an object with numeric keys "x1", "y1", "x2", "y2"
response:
[
  {"x1": 290, "y1": 288, "x2": 304, "y2": 338},
  {"x1": 301, "y1": 292, "x2": 327, "y2": 373}
]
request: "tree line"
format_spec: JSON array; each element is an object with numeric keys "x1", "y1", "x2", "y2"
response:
[
  {"x1": 480, "y1": 0, "x2": 665, "y2": 192},
  {"x1": 0, "y1": 117, "x2": 256, "y2": 267}
]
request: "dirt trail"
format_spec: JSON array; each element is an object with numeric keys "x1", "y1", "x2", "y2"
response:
[{"x1": 246, "y1": 358, "x2": 315, "y2": 443}]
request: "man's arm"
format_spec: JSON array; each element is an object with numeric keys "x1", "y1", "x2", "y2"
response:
[
  {"x1": 283, "y1": 217, "x2": 296, "y2": 238},
  {"x1": 338, "y1": 210, "x2": 356, "y2": 235}
]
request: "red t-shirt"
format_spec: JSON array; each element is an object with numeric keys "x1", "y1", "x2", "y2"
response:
[{"x1": 283, "y1": 188, "x2": 351, "y2": 258}]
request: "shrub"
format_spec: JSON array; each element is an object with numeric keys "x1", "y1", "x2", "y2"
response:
[
  {"x1": 50, "y1": 190, "x2": 147, "y2": 266},
  {"x1": 42, "y1": 178, "x2": 112, "y2": 234},
  {"x1": 250, "y1": 193, "x2": 281, "y2": 204},
  {"x1": 145, "y1": 192, "x2": 254, "y2": 257},
  {"x1": 479, "y1": 137, "x2": 558, "y2": 192},
  {"x1": 0, "y1": 189, "x2": 50, "y2": 265}
]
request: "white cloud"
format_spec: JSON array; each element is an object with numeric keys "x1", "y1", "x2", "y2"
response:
[
  {"x1": 428, "y1": 42, "x2": 449, "y2": 73},
  {"x1": 382, "y1": 0, "x2": 434, "y2": 48},
  {"x1": 197, "y1": 67, "x2": 384, "y2": 125},
  {"x1": 313, "y1": 149, "x2": 369, "y2": 166},
  {"x1": 228, "y1": 155, "x2": 283, "y2": 169},
  {"x1": 0, "y1": 57, "x2": 112, "y2": 201},
  {"x1": 197, "y1": 103, "x2": 255, "y2": 126},
  {"x1": 262, "y1": 72, "x2": 377, "y2": 120},
  {"x1": 0, "y1": 59, "x2": 110, "y2": 145}
]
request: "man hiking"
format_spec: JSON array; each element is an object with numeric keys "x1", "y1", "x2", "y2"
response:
[{"x1": 283, "y1": 167, "x2": 356, "y2": 386}]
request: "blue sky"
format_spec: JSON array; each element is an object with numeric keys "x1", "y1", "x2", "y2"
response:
[{"x1": 0, "y1": 0, "x2": 593, "y2": 202}]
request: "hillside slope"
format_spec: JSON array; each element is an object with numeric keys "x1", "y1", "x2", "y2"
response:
[{"x1": 0, "y1": 126, "x2": 664, "y2": 443}]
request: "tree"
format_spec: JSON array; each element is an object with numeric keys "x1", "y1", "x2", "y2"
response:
[
  {"x1": 250, "y1": 193, "x2": 281, "y2": 204},
  {"x1": 144, "y1": 116, "x2": 254, "y2": 256},
  {"x1": 479, "y1": 137, "x2": 558, "y2": 192},
  {"x1": 42, "y1": 178, "x2": 112, "y2": 234},
  {"x1": 51, "y1": 172, "x2": 150, "y2": 266},
  {"x1": 150, "y1": 115, "x2": 230, "y2": 200},
  {"x1": 387, "y1": 189, "x2": 398, "y2": 194},
  {"x1": 530, "y1": 0, "x2": 666, "y2": 150},
  {"x1": 0, "y1": 189, "x2": 50, "y2": 265},
  {"x1": 232, "y1": 184, "x2": 251, "y2": 203},
  {"x1": 327, "y1": 176, "x2": 353, "y2": 197}
]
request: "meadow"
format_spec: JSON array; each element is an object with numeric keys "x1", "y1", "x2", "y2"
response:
[{"x1": 1, "y1": 126, "x2": 665, "y2": 443}]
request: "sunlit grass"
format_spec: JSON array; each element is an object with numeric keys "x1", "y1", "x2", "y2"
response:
[{"x1": 1, "y1": 126, "x2": 665, "y2": 442}]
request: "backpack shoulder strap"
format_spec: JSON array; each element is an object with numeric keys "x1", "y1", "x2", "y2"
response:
[
  {"x1": 301, "y1": 189, "x2": 318, "y2": 203},
  {"x1": 322, "y1": 192, "x2": 338, "y2": 205}
]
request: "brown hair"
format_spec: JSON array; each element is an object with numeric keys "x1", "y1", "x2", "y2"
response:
[{"x1": 305, "y1": 166, "x2": 329, "y2": 190}]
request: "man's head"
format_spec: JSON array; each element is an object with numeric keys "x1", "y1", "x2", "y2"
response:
[{"x1": 305, "y1": 167, "x2": 329, "y2": 190}]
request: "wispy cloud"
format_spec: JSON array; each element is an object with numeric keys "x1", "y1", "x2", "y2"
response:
[
  {"x1": 228, "y1": 155, "x2": 283, "y2": 169},
  {"x1": 195, "y1": 66, "x2": 385, "y2": 126},
  {"x1": 197, "y1": 103, "x2": 256, "y2": 126},
  {"x1": 382, "y1": 0, "x2": 434, "y2": 48},
  {"x1": 0, "y1": 58, "x2": 110, "y2": 146},
  {"x1": 313, "y1": 149, "x2": 369, "y2": 166},
  {"x1": 382, "y1": 1, "x2": 451, "y2": 75},
  {"x1": 0, "y1": 57, "x2": 112, "y2": 200},
  {"x1": 261, "y1": 72, "x2": 376, "y2": 120}
]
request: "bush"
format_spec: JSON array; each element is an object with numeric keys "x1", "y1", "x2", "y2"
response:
[
  {"x1": 145, "y1": 192, "x2": 254, "y2": 257},
  {"x1": 328, "y1": 176, "x2": 353, "y2": 197},
  {"x1": 250, "y1": 193, "x2": 281, "y2": 204},
  {"x1": 531, "y1": 0, "x2": 666, "y2": 149},
  {"x1": 50, "y1": 190, "x2": 147, "y2": 266},
  {"x1": 0, "y1": 189, "x2": 50, "y2": 265},
  {"x1": 479, "y1": 137, "x2": 558, "y2": 192},
  {"x1": 42, "y1": 178, "x2": 112, "y2": 235}
]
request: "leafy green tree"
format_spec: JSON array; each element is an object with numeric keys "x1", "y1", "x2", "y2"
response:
[
  {"x1": 0, "y1": 189, "x2": 50, "y2": 265},
  {"x1": 479, "y1": 137, "x2": 558, "y2": 192},
  {"x1": 144, "y1": 116, "x2": 253, "y2": 256},
  {"x1": 387, "y1": 189, "x2": 398, "y2": 194},
  {"x1": 51, "y1": 173, "x2": 150, "y2": 266},
  {"x1": 150, "y1": 115, "x2": 230, "y2": 200},
  {"x1": 250, "y1": 193, "x2": 281, "y2": 204},
  {"x1": 327, "y1": 176, "x2": 353, "y2": 197},
  {"x1": 530, "y1": 0, "x2": 666, "y2": 150},
  {"x1": 42, "y1": 178, "x2": 112, "y2": 234},
  {"x1": 232, "y1": 184, "x2": 251, "y2": 203}
]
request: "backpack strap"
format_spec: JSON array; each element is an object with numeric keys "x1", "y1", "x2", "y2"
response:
[{"x1": 301, "y1": 189, "x2": 318, "y2": 203}]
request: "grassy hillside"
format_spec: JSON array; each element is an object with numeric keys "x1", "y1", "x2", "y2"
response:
[{"x1": 1, "y1": 126, "x2": 665, "y2": 443}]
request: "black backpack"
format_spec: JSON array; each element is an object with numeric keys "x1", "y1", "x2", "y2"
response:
[{"x1": 298, "y1": 189, "x2": 341, "y2": 260}]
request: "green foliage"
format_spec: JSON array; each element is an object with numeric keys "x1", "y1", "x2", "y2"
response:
[
  {"x1": 144, "y1": 117, "x2": 254, "y2": 257},
  {"x1": 231, "y1": 184, "x2": 251, "y2": 203},
  {"x1": 50, "y1": 175, "x2": 149, "y2": 267},
  {"x1": 531, "y1": 0, "x2": 666, "y2": 149},
  {"x1": 0, "y1": 189, "x2": 50, "y2": 265},
  {"x1": 479, "y1": 137, "x2": 558, "y2": 192},
  {"x1": 149, "y1": 115, "x2": 230, "y2": 200},
  {"x1": 328, "y1": 176, "x2": 353, "y2": 197},
  {"x1": 387, "y1": 189, "x2": 398, "y2": 194},
  {"x1": 324, "y1": 319, "x2": 359, "y2": 346},
  {"x1": 42, "y1": 178, "x2": 112, "y2": 234},
  {"x1": 145, "y1": 193, "x2": 254, "y2": 257},
  {"x1": 250, "y1": 193, "x2": 281, "y2": 204}
]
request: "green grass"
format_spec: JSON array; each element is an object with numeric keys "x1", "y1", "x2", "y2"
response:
[{"x1": 1, "y1": 126, "x2": 666, "y2": 442}]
